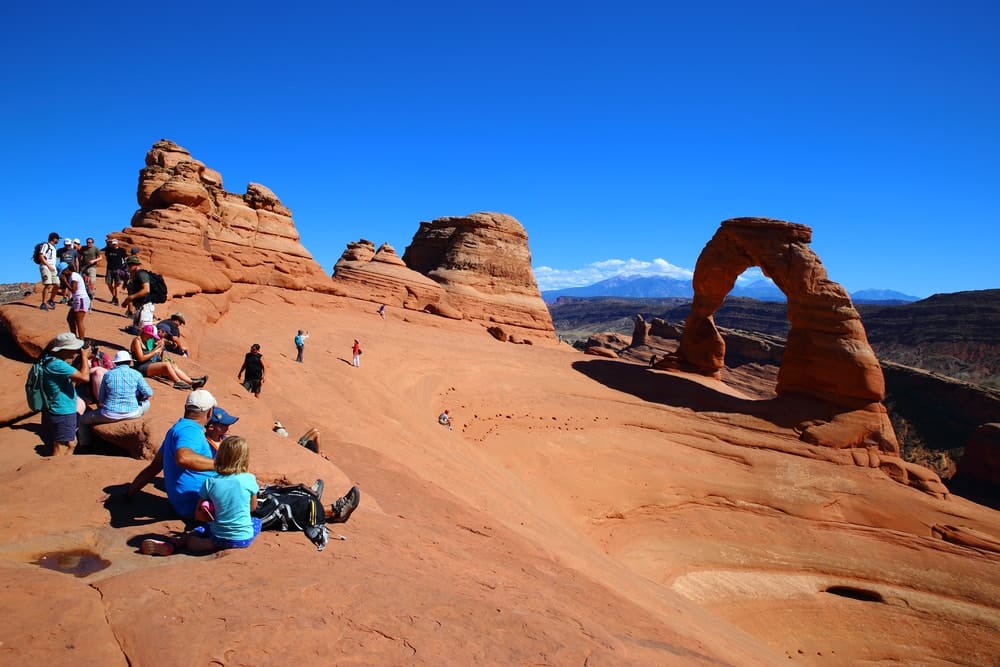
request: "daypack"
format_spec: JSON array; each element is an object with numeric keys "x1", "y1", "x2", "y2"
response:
[
  {"x1": 146, "y1": 271, "x2": 168, "y2": 304},
  {"x1": 31, "y1": 242, "x2": 45, "y2": 265},
  {"x1": 252, "y1": 483, "x2": 329, "y2": 551},
  {"x1": 25, "y1": 358, "x2": 49, "y2": 412}
]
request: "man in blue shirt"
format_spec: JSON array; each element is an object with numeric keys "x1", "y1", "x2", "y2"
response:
[
  {"x1": 80, "y1": 350, "x2": 153, "y2": 428},
  {"x1": 126, "y1": 389, "x2": 218, "y2": 518}
]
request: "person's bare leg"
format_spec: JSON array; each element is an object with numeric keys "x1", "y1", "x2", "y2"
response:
[
  {"x1": 74, "y1": 311, "x2": 86, "y2": 341},
  {"x1": 53, "y1": 440, "x2": 74, "y2": 456}
]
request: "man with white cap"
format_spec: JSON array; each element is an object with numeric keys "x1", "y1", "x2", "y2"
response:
[
  {"x1": 126, "y1": 389, "x2": 219, "y2": 518},
  {"x1": 38, "y1": 332, "x2": 91, "y2": 455},
  {"x1": 80, "y1": 350, "x2": 153, "y2": 427},
  {"x1": 102, "y1": 237, "x2": 127, "y2": 305}
]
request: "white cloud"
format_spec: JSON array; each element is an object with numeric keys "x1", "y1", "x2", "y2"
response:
[
  {"x1": 533, "y1": 259, "x2": 775, "y2": 291},
  {"x1": 533, "y1": 257, "x2": 694, "y2": 291}
]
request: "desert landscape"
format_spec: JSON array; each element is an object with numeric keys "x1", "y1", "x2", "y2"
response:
[{"x1": 0, "y1": 141, "x2": 998, "y2": 666}]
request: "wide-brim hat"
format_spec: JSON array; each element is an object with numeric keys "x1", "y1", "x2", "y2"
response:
[{"x1": 49, "y1": 332, "x2": 84, "y2": 353}]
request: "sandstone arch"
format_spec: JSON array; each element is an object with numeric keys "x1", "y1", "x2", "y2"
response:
[{"x1": 670, "y1": 218, "x2": 900, "y2": 456}]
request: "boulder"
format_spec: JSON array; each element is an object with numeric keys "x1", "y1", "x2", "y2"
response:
[{"x1": 402, "y1": 212, "x2": 556, "y2": 341}]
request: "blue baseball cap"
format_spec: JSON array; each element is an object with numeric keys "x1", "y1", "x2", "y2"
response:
[{"x1": 208, "y1": 407, "x2": 239, "y2": 426}]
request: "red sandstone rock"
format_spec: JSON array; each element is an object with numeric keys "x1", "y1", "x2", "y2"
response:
[
  {"x1": 402, "y1": 212, "x2": 556, "y2": 342},
  {"x1": 957, "y1": 422, "x2": 1000, "y2": 484},
  {"x1": 332, "y1": 240, "x2": 448, "y2": 310}
]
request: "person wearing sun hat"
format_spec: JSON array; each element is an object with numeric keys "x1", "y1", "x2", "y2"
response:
[
  {"x1": 126, "y1": 389, "x2": 219, "y2": 518},
  {"x1": 38, "y1": 332, "x2": 91, "y2": 455},
  {"x1": 80, "y1": 349, "x2": 154, "y2": 427}
]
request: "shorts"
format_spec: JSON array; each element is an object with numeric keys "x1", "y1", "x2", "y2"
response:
[
  {"x1": 242, "y1": 379, "x2": 262, "y2": 394},
  {"x1": 105, "y1": 269, "x2": 123, "y2": 286},
  {"x1": 40, "y1": 264, "x2": 58, "y2": 285},
  {"x1": 84, "y1": 266, "x2": 97, "y2": 284},
  {"x1": 70, "y1": 294, "x2": 90, "y2": 312},
  {"x1": 43, "y1": 411, "x2": 78, "y2": 445},
  {"x1": 194, "y1": 517, "x2": 262, "y2": 550},
  {"x1": 133, "y1": 302, "x2": 155, "y2": 327}
]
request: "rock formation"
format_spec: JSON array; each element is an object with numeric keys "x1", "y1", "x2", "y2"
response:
[
  {"x1": 122, "y1": 139, "x2": 335, "y2": 294},
  {"x1": 402, "y1": 212, "x2": 556, "y2": 341},
  {"x1": 331, "y1": 240, "x2": 447, "y2": 310}
]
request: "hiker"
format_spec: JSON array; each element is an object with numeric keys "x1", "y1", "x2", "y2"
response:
[
  {"x1": 294, "y1": 329, "x2": 309, "y2": 363},
  {"x1": 649, "y1": 354, "x2": 658, "y2": 368},
  {"x1": 121, "y1": 255, "x2": 155, "y2": 329},
  {"x1": 130, "y1": 324, "x2": 207, "y2": 390},
  {"x1": 79, "y1": 237, "x2": 101, "y2": 300},
  {"x1": 156, "y1": 312, "x2": 189, "y2": 356},
  {"x1": 297, "y1": 427, "x2": 321, "y2": 455},
  {"x1": 37, "y1": 333, "x2": 91, "y2": 455},
  {"x1": 102, "y1": 238, "x2": 127, "y2": 305},
  {"x1": 79, "y1": 350, "x2": 153, "y2": 427},
  {"x1": 205, "y1": 406, "x2": 239, "y2": 453},
  {"x1": 125, "y1": 389, "x2": 219, "y2": 518},
  {"x1": 59, "y1": 262, "x2": 90, "y2": 340},
  {"x1": 438, "y1": 409, "x2": 452, "y2": 430},
  {"x1": 237, "y1": 343, "x2": 266, "y2": 397},
  {"x1": 352, "y1": 339, "x2": 361, "y2": 367},
  {"x1": 36, "y1": 232, "x2": 61, "y2": 310},
  {"x1": 377, "y1": 304, "x2": 386, "y2": 319},
  {"x1": 141, "y1": 435, "x2": 261, "y2": 556}
]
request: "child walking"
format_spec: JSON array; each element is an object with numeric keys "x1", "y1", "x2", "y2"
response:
[{"x1": 141, "y1": 436, "x2": 261, "y2": 555}]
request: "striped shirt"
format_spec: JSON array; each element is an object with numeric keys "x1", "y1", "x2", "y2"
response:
[{"x1": 99, "y1": 365, "x2": 154, "y2": 418}]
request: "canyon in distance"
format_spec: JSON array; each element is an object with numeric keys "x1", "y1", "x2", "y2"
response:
[{"x1": 0, "y1": 140, "x2": 997, "y2": 666}]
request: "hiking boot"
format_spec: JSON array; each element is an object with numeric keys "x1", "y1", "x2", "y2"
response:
[
  {"x1": 330, "y1": 485, "x2": 360, "y2": 524},
  {"x1": 190, "y1": 376, "x2": 208, "y2": 389},
  {"x1": 172, "y1": 381, "x2": 193, "y2": 390},
  {"x1": 309, "y1": 479, "x2": 324, "y2": 499}
]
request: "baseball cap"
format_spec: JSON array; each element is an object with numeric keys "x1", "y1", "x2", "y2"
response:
[
  {"x1": 208, "y1": 407, "x2": 239, "y2": 426},
  {"x1": 185, "y1": 389, "x2": 217, "y2": 412},
  {"x1": 141, "y1": 324, "x2": 160, "y2": 339},
  {"x1": 113, "y1": 350, "x2": 133, "y2": 365},
  {"x1": 73, "y1": 238, "x2": 81, "y2": 244},
  {"x1": 48, "y1": 332, "x2": 85, "y2": 353},
  {"x1": 125, "y1": 256, "x2": 142, "y2": 265},
  {"x1": 64, "y1": 238, "x2": 73, "y2": 245},
  {"x1": 111, "y1": 239, "x2": 119, "y2": 245}
]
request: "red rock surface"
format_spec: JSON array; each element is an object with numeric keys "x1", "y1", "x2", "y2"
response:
[{"x1": 331, "y1": 239, "x2": 447, "y2": 310}]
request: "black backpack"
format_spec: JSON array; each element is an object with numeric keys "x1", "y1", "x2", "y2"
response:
[
  {"x1": 32, "y1": 242, "x2": 45, "y2": 265},
  {"x1": 252, "y1": 483, "x2": 329, "y2": 551},
  {"x1": 146, "y1": 271, "x2": 168, "y2": 304}
]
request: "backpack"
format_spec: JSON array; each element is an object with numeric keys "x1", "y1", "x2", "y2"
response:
[
  {"x1": 32, "y1": 242, "x2": 45, "y2": 265},
  {"x1": 146, "y1": 271, "x2": 168, "y2": 304},
  {"x1": 25, "y1": 358, "x2": 49, "y2": 412},
  {"x1": 252, "y1": 483, "x2": 329, "y2": 551}
]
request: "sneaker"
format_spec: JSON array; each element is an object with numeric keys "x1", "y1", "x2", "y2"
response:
[
  {"x1": 194, "y1": 375, "x2": 209, "y2": 388},
  {"x1": 330, "y1": 485, "x2": 360, "y2": 524},
  {"x1": 111, "y1": 297, "x2": 119, "y2": 306},
  {"x1": 172, "y1": 381, "x2": 193, "y2": 390},
  {"x1": 39, "y1": 303, "x2": 50, "y2": 310},
  {"x1": 47, "y1": 300, "x2": 56, "y2": 308},
  {"x1": 140, "y1": 539, "x2": 175, "y2": 556},
  {"x1": 58, "y1": 297, "x2": 69, "y2": 304},
  {"x1": 309, "y1": 479, "x2": 324, "y2": 499}
]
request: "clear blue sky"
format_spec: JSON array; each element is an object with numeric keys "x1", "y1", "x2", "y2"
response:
[{"x1": 3, "y1": 1, "x2": 997, "y2": 298}]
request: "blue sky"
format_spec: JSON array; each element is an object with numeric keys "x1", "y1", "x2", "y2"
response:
[{"x1": 3, "y1": 1, "x2": 997, "y2": 298}]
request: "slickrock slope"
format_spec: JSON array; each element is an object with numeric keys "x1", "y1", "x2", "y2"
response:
[
  {"x1": 122, "y1": 139, "x2": 336, "y2": 294},
  {"x1": 1, "y1": 284, "x2": 999, "y2": 666},
  {"x1": 402, "y1": 212, "x2": 557, "y2": 341}
]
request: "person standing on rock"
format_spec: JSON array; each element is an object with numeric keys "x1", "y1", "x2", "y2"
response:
[
  {"x1": 352, "y1": 339, "x2": 362, "y2": 367},
  {"x1": 237, "y1": 343, "x2": 266, "y2": 397},
  {"x1": 36, "y1": 232, "x2": 60, "y2": 310},
  {"x1": 377, "y1": 304, "x2": 386, "y2": 320},
  {"x1": 79, "y1": 237, "x2": 101, "y2": 301},
  {"x1": 294, "y1": 330, "x2": 309, "y2": 363},
  {"x1": 59, "y1": 261, "x2": 90, "y2": 341},
  {"x1": 121, "y1": 255, "x2": 155, "y2": 331},
  {"x1": 102, "y1": 238, "x2": 127, "y2": 305},
  {"x1": 38, "y1": 332, "x2": 91, "y2": 455}
]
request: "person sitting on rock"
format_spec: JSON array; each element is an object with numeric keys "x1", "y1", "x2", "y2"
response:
[
  {"x1": 205, "y1": 406, "x2": 239, "y2": 453},
  {"x1": 131, "y1": 324, "x2": 207, "y2": 390},
  {"x1": 125, "y1": 389, "x2": 219, "y2": 519},
  {"x1": 438, "y1": 409, "x2": 452, "y2": 430},
  {"x1": 297, "y1": 427, "x2": 322, "y2": 455},
  {"x1": 156, "y1": 312, "x2": 189, "y2": 356},
  {"x1": 80, "y1": 350, "x2": 153, "y2": 427}
]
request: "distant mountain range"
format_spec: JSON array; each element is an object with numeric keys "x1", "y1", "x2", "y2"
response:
[{"x1": 541, "y1": 274, "x2": 920, "y2": 304}]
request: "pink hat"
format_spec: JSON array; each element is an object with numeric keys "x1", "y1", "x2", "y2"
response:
[{"x1": 141, "y1": 324, "x2": 160, "y2": 340}]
